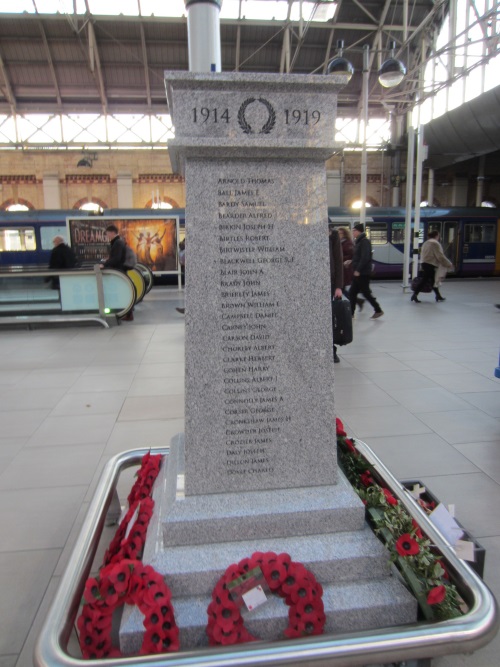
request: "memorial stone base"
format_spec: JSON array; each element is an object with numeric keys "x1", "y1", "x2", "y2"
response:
[{"x1": 119, "y1": 436, "x2": 417, "y2": 652}]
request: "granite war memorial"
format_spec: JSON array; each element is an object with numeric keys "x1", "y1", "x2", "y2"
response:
[{"x1": 120, "y1": 71, "x2": 416, "y2": 650}]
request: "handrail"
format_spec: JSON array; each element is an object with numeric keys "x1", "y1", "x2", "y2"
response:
[
  {"x1": 0, "y1": 267, "x2": 135, "y2": 326},
  {"x1": 34, "y1": 444, "x2": 498, "y2": 667}
]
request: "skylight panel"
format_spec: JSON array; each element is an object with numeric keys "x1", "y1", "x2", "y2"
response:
[
  {"x1": 140, "y1": 0, "x2": 186, "y2": 17},
  {"x1": 0, "y1": 0, "x2": 337, "y2": 21},
  {"x1": 87, "y1": 0, "x2": 139, "y2": 15},
  {"x1": 0, "y1": 0, "x2": 34, "y2": 11},
  {"x1": 220, "y1": 0, "x2": 241, "y2": 20}
]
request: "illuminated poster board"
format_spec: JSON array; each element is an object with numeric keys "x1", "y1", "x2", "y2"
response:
[{"x1": 67, "y1": 216, "x2": 179, "y2": 274}]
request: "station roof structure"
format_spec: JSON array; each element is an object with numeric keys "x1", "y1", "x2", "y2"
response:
[
  {"x1": 0, "y1": 1, "x2": 445, "y2": 118},
  {"x1": 0, "y1": 1, "x2": 499, "y2": 171}
]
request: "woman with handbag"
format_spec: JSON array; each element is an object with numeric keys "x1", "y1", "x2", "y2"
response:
[{"x1": 411, "y1": 230, "x2": 453, "y2": 303}]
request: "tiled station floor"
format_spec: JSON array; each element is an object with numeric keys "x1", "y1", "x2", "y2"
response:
[{"x1": 0, "y1": 279, "x2": 499, "y2": 667}]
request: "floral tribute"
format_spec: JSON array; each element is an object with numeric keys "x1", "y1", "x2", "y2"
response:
[
  {"x1": 78, "y1": 559, "x2": 179, "y2": 659},
  {"x1": 127, "y1": 452, "x2": 162, "y2": 506},
  {"x1": 103, "y1": 496, "x2": 154, "y2": 566},
  {"x1": 206, "y1": 551, "x2": 325, "y2": 645},
  {"x1": 336, "y1": 417, "x2": 464, "y2": 621}
]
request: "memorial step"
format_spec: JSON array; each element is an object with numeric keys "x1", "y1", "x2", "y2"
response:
[
  {"x1": 120, "y1": 576, "x2": 417, "y2": 653},
  {"x1": 152, "y1": 442, "x2": 367, "y2": 548},
  {"x1": 147, "y1": 525, "x2": 393, "y2": 597}
]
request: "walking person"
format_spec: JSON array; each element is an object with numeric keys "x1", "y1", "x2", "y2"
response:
[
  {"x1": 48, "y1": 235, "x2": 77, "y2": 289},
  {"x1": 329, "y1": 227, "x2": 344, "y2": 363},
  {"x1": 349, "y1": 223, "x2": 384, "y2": 319},
  {"x1": 100, "y1": 224, "x2": 134, "y2": 321},
  {"x1": 338, "y1": 226, "x2": 364, "y2": 311},
  {"x1": 411, "y1": 230, "x2": 453, "y2": 303}
]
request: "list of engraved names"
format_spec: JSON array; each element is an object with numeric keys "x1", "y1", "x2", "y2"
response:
[{"x1": 218, "y1": 175, "x2": 293, "y2": 481}]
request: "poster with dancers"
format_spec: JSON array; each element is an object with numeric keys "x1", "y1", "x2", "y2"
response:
[{"x1": 67, "y1": 216, "x2": 179, "y2": 274}]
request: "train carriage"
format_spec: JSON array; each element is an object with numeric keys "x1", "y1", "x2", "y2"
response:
[
  {"x1": 0, "y1": 206, "x2": 498, "y2": 278},
  {"x1": 328, "y1": 207, "x2": 500, "y2": 278}
]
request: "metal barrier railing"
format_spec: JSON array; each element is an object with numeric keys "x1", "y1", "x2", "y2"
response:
[{"x1": 34, "y1": 444, "x2": 498, "y2": 667}]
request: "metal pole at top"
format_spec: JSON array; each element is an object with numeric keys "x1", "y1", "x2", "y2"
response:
[
  {"x1": 185, "y1": 0, "x2": 222, "y2": 73},
  {"x1": 359, "y1": 44, "x2": 370, "y2": 228}
]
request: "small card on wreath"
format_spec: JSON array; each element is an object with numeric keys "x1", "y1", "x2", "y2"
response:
[{"x1": 227, "y1": 567, "x2": 269, "y2": 612}]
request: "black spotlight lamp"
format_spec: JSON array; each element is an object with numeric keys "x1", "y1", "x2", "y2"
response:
[
  {"x1": 327, "y1": 40, "x2": 354, "y2": 82},
  {"x1": 378, "y1": 41, "x2": 406, "y2": 88},
  {"x1": 77, "y1": 151, "x2": 97, "y2": 168}
]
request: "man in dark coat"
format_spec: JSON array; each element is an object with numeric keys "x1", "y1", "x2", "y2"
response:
[
  {"x1": 100, "y1": 225, "x2": 126, "y2": 271},
  {"x1": 349, "y1": 223, "x2": 384, "y2": 319},
  {"x1": 100, "y1": 225, "x2": 134, "y2": 321},
  {"x1": 48, "y1": 236, "x2": 77, "y2": 288}
]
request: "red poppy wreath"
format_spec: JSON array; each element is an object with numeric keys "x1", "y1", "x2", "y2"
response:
[
  {"x1": 207, "y1": 551, "x2": 326, "y2": 646},
  {"x1": 127, "y1": 452, "x2": 162, "y2": 506},
  {"x1": 103, "y1": 496, "x2": 154, "y2": 566},
  {"x1": 78, "y1": 559, "x2": 179, "y2": 659}
]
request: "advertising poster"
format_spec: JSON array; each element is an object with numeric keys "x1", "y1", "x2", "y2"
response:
[{"x1": 67, "y1": 217, "x2": 178, "y2": 273}]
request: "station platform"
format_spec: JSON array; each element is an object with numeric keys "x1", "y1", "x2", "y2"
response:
[{"x1": 0, "y1": 279, "x2": 499, "y2": 667}]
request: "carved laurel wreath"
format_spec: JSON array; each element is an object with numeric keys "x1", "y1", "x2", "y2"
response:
[{"x1": 237, "y1": 97, "x2": 276, "y2": 135}]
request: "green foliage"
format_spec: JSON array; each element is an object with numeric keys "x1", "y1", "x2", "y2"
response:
[{"x1": 337, "y1": 434, "x2": 464, "y2": 622}]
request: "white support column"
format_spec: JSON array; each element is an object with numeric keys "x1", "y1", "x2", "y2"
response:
[
  {"x1": 475, "y1": 155, "x2": 485, "y2": 207},
  {"x1": 43, "y1": 174, "x2": 61, "y2": 209},
  {"x1": 427, "y1": 168, "x2": 435, "y2": 206},
  {"x1": 403, "y1": 126, "x2": 415, "y2": 289},
  {"x1": 414, "y1": 123, "x2": 425, "y2": 260},
  {"x1": 360, "y1": 45, "x2": 369, "y2": 227}
]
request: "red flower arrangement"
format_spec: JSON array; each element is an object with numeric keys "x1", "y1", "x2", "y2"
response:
[
  {"x1": 206, "y1": 551, "x2": 325, "y2": 645},
  {"x1": 103, "y1": 496, "x2": 154, "y2": 566},
  {"x1": 127, "y1": 452, "x2": 162, "y2": 506},
  {"x1": 336, "y1": 416, "x2": 463, "y2": 622},
  {"x1": 78, "y1": 559, "x2": 179, "y2": 659}
]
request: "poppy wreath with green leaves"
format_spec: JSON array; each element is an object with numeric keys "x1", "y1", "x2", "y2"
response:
[
  {"x1": 207, "y1": 551, "x2": 325, "y2": 645},
  {"x1": 78, "y1": 559, "x2": 179, "y2": 659}
]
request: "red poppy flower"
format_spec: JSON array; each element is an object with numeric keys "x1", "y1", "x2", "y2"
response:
[
  {"x1": 212, "y1": 582, "x2": 233, "y2": 606},
  {"x1": 237, "y1": 556, "x2": 253, "y2": 572},
  {"x1": 211, "y1": 622, "x2": 241, "y2": 645},
  {"x1": 78, "y1": 622, "x2": 113, "y2": 659},
  {"x1": 141, "y1": 627, "x2": 179, "y2": 654},
  {"x1": 216, "y1": 609, "x2": 241, "y2": 632},
  {"x1": 105, "y1": 561, "x2": 133, "y2": 594},
  {"x1": 411, "y1": 518, "x2": 423, "y2": 539},
  {"x1": 382, "y1": 488, "x2": 398, "y2": 506},
  {"x1": 142, "y1": 583, "x2": 171, "y2": 608},
  {"x1": 249, "y1": 552, "x2": 265, "y2": 567},
  {"x1": 360, "y1": 470, "x2": 375, "y2": 487},
  {"x1": 224, "y1": 563, "x2": 242, "y2": 582},
  {"x1": 286, "y1": 615, "x2": 325, "y2": 637},
  {"x1": 83, "y1": 577, "x2": 102, "y2": 604},
  {"x1": 77, "y1": 605, "x2": 112, "y2": 632},
  {"x1": 336, "y1": 417, "x2": 346, "y2": 436},
  {"x1": 395, "y1": 533, "x2": 420, "y2": 557},
  {"x1": 344, "y1": 438, "x2": 358, "y2": 455},
  {"x1": 262, "y1": 559, "x2": 288, "y2": 590},
  {"x1": 294, "y1": 597, "x2": 325, "y2": 622},
  {"x1": 427, "y1": 585, "x2": 446, "y2": 605}
]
